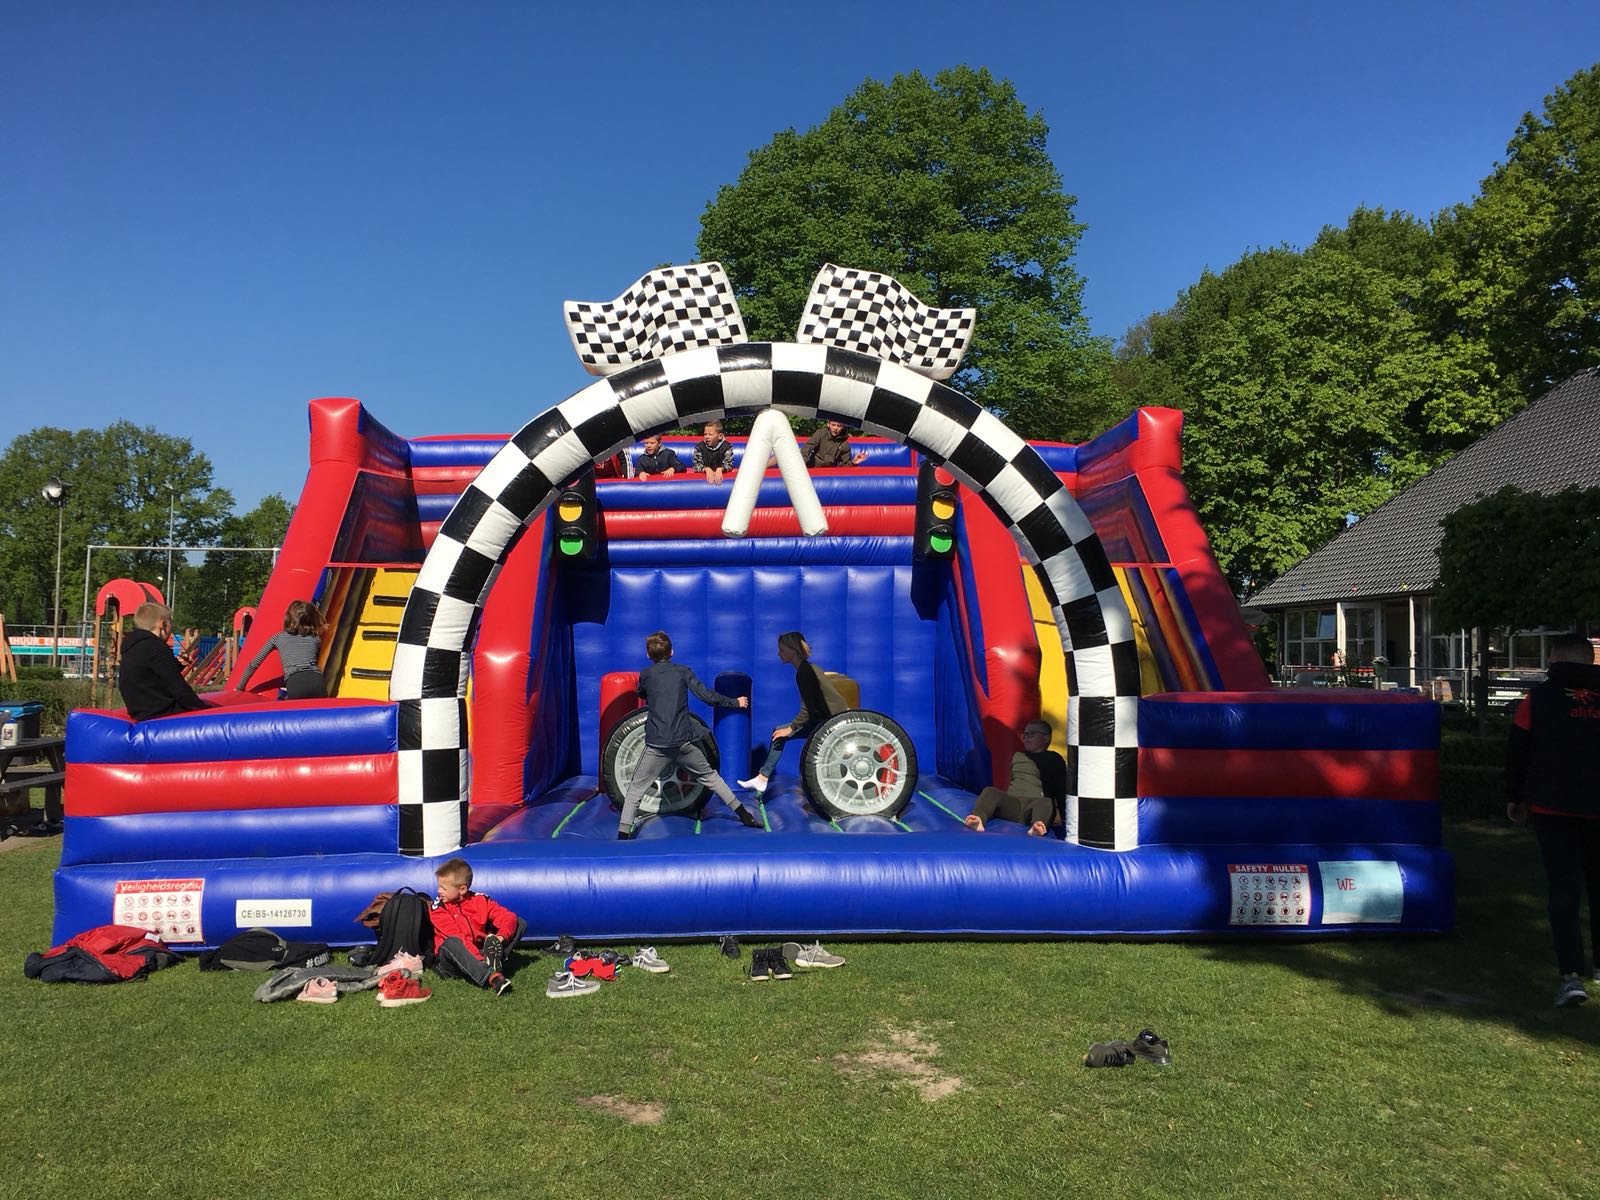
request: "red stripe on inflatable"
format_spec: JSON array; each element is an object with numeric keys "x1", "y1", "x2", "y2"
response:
[
  {"x1": 1138, "y1": 747, "x2": 1439, "y2": 802},
  {"x1": 1142, "y1": 566, "x2": 1205, "y2": 693},
  {"x1": 67, "y1": 754, "x2": 398, "y2": 816},
  {"x1": 601, "y1": 507, "x2": 915, "y2": 539},
  {"x1": 470, "y1": 513, "x2": 547, "y2": 806},
  {"x1": 1131, "y1": 408, "x2": 1270, "y2": 690}
]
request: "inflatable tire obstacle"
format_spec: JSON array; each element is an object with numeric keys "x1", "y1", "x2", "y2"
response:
[
  {"x1": 600, "y1": 710, "x2": 720, "y2": 816},
  {"x1": 801, "y1": 710, "x2": 918, "y2": 821}
]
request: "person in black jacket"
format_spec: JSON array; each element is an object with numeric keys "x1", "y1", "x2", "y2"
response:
[
  {"x1": 617, "y1": 631, "x2": 759, "y2": 839},
  {"x1": 1507, "y1": 633, "x2": 1600, "y2": 1008},
  {"x1": 118, "y1": 603, "x2": 213, "y2": 721}
]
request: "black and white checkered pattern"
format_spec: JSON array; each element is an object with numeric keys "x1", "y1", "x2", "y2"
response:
[
  {"x1": 796, "y1": 264, "x2": 975, "y2": 382},
  {"x1": 392, "y1": 341, "x2": 1142, "y2": 855},
  {"x1": 563, "y1": 262, "x2": 748, "y2": 377}
]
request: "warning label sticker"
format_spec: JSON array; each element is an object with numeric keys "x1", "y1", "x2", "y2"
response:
[
  {"x1": 1228, "y1": 863, "x2": 1310, "y2": 926},
  {"x1": 114, "y1": 878, "x2": 204, "y2": 944}
]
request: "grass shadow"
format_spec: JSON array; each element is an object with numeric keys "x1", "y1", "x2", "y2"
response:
[{"x1": 1196, "y1": 819, "x2": 1599, "y2": 1047}]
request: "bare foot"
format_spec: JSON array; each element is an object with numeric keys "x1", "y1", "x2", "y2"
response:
[
  {"x1": 1028, "y1": 821, "x2": 1047, "y2": 837},
  {"x1": 963, "y1": 814, "x2": 984, "y2": 832}
]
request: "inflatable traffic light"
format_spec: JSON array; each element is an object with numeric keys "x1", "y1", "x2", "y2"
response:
[
  {"x1": 914, "y1": 459, "x2": 958, "y2": 561},
  {"x1": 554, "y1": 469, "x2": 600, "y2": 561}
]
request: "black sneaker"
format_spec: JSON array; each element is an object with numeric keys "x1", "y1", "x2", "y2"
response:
[
  {"x1": 542, "y1": 934, "x2": 576, "y2": 957},
  {"x1": 489, "y1": 972, "x2": 512, "y2": 997},
  {"x1": 768, "y1": 948, "x2": 793, "y2": 980},
  {"x1": 718, "y1": 935, "x2": 742, "y2": 959},
  {"x1": 481, "y1": 934, "x2": 506, "y2": 977},
  {"x1": 1128, "y1": 1029, "x2": 1171, "y2": 1066},
  {"x1": 749, "y1": 949, "x2": 772, "y2": 982},
  {"x1": 1083, "y1": 1042, "x2": 1136, "y2": 1068}
]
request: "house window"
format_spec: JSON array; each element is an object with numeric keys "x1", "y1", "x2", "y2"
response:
[
  {"x1": 1284, "y1": 608, "x2": 1336, "y2": 666},
  {"x1": 1347, "y1": 607, "x2": 1378, "y2": 667}
]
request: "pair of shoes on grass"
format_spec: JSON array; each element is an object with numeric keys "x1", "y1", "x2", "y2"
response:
[
  {"x1": 1084, "y1": 1029, "x2": 1171, "y2": 1068},
  {"x1": 749, "y1": 947, "x2": 793, "y2": 981},
  {"x1": 1556, "y1": 974, "x2": 1590, "y2": 1008}
]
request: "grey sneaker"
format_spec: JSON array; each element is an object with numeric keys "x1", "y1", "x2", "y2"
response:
[
  {"x1": 481, "y1": 934, "x2": 506, "y2": 977},
  {"x1": 632, "y1": 946, "x2": 671, "y2": 974},
  {"x1": 546, "y1": 970, "x2": 601, "y2": 999},
  {"x1": 787, "y1": 941, "x2": 845, "y2": 969},
  {"x1": 1556, "y1": 974, "x2": 1589, "y2": 1008}
]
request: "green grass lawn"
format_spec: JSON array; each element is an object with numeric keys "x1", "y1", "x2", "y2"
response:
[{"x1": 4, "y1": 823, "x2": 1595, "y2": 1200}]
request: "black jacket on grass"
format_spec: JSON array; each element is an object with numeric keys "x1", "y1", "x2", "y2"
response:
[{"x1": 118, "y1": 628, "x2": 211, "y2": 721}]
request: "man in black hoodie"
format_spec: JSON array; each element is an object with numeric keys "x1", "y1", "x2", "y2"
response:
[
  {"x1": 118, "y1": 602, "x2": 212, "y2": 721},
  {"x1": 1506, "y1": 633, "x2": 1600, "y2": 1008}
]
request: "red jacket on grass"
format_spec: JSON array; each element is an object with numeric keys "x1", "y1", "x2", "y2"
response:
[{"x1": 429, "y1": 891, "x2": 520, "y2": 961}]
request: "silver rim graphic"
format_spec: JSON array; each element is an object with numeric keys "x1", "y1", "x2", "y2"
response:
[
  {"x1": 805, "y1": 713, "x2": 916, "y2": 817},
  {"x1": 604, "y1": 715, "x2": 713, "y2": 815}
]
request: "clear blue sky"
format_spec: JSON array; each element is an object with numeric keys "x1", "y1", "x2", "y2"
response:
[{"x1": 4, "y1": 2, "x2": 1597, "y2": 510}]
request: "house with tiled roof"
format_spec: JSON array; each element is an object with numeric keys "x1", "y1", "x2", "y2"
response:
[{"x1": 1247, "y1": 367, "x2": 1600, "y2": 689}]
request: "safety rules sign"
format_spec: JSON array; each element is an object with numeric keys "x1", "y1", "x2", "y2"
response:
[
  {"x1": 114, "y1": 877, "x2": 204, "y2": 943},
  {"x1": 1228, "y1": 863, "x2": 1309, "y2": 926}
]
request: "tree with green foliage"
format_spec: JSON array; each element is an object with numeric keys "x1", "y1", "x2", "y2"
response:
[
  {"x1": 0, "y1": 423, "x2": 235, "y2": 631},
  {"x1": 183, "y1": 494, "x2": 295, "y2": 633},
  {"x1": 1435, "y1": 485, "x2": 1600, "y2": 633},
  {"x1": 1429, "y1": 64, "x2": 1600, "y2": 415},
  {"x1": 1118, "y1": 211, "x2": 1468, "y2": 590},
  {"x1": 697, "y1": 65, "x2": 1124, "y2": 442}
]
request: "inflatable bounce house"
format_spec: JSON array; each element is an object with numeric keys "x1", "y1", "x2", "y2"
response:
[{"x1": 53, "y1": 263, "x2": 1452, "y2": 946}]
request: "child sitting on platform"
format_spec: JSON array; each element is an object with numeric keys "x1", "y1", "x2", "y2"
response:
[
  {"x1": 430, "y1": 857, "x2": 524, "y2": 997},
  {"x1": 692, "y1": 420, "x2": 733, "y2": 486},
  {"x1": 963, "y1": 719, "x2": 1066, "y2": 837},
  {"x1": 239, "y1": 599, "x2": 327, "y2": 700},
  {"x1": 618, "y1": 631, "x2": 762, "y2": 839}
]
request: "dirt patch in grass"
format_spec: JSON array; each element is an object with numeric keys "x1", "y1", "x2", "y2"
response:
[
  {"x1": 836, "y1": 1024, "x2": 963, "y2": 1101},
  {"x1": 576, "y1": 1094, "x2": 667, "y2": 1125}
]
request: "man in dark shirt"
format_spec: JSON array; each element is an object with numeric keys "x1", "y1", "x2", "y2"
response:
[
  {"x1": 634, "y1": 435, "x2": 682, "y2": 479},
  {"x1": 118, "y1": 602, "x2": 213, "y2": 720},
  {"x1": 1507, "y1": 633, "x2": 1600, "y2": 1008},
  {"x1": 617, "y1": 630, "x2": 762, "y2": 839},
  {"x1": 802, "y1": 420, "x2": 868, "y2": 468}
]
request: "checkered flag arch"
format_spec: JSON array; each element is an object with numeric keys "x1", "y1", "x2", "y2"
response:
[
  {"x1": 393, "y1": 342, "x2": 1142, "y2": 856},
  {"x1": 564, "y1": 262, "x2": 747, "y2": 377},
  {"x1": 796, "y1": 263, "x2": 975, "y2": 382}
]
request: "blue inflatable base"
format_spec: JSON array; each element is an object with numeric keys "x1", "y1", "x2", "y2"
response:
[{"x1": 51, "y1": 776, "x2": 1455, "y2": 946}]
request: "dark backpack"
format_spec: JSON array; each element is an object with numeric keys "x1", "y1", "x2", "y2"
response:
[{"x1": 361, "y1": 887, "x2": 434, "y2": 968}]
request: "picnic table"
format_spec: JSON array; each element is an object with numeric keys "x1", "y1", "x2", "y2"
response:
[{"x1": 1, "y1": 735, "x2": 65, "y2": 839}]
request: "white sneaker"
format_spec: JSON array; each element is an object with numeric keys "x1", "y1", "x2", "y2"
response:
[
  {"x1": 737, "y1": 776, "x2": 768, "y2": 794},
  {"x1": 784, "y1": 941, "x2": 845, "y2": 969},
  {"x1": 1556, "y1": 974, "x2": 1589, "y2": 1008},
  {"x1": 632, "y1": 946, "x2": 671, "y2": 974},
  {"x1": 546, "y1": 970, "x2": 602, "y2": 998}
]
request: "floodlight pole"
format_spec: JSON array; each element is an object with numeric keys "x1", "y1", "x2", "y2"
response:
[{"x1": 42, "y1": 476, "x2": 68, "y2": 668}]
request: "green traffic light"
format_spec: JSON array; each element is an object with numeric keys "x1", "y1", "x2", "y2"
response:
[
  {"x1": 929, "y1": 530, "x2": 953, "y2": 555},
  {"x1": 559, "y1": 535, "x2": 586, "y2": 556}
]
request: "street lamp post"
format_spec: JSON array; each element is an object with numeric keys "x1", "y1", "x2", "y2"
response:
[
  {"x1": 42, "y1": 476, "x2": 68, "y2": 669},
  {"x1": 166, "y1": 486, "x2": 177, "y2": 610}
]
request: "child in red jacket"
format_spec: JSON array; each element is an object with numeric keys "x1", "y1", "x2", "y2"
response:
[{"x1": 431, "y1": 858, "x2": 524, "y2": 997}]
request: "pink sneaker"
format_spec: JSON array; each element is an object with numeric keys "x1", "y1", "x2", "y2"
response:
[
  {"x1": 296, "y1": 977, "x2": 339, "y2": 1004},
  {"x1": 374, "y1": 951, "x2": 424, "y2": 979}
]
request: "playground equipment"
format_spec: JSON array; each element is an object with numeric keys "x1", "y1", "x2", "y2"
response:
[
  {"x1": 85, "y1": 580, "x2": 166, "y2": 703},
  {"x1": 51, "y1": 263, "x2": 1452, "y2": 947}
]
